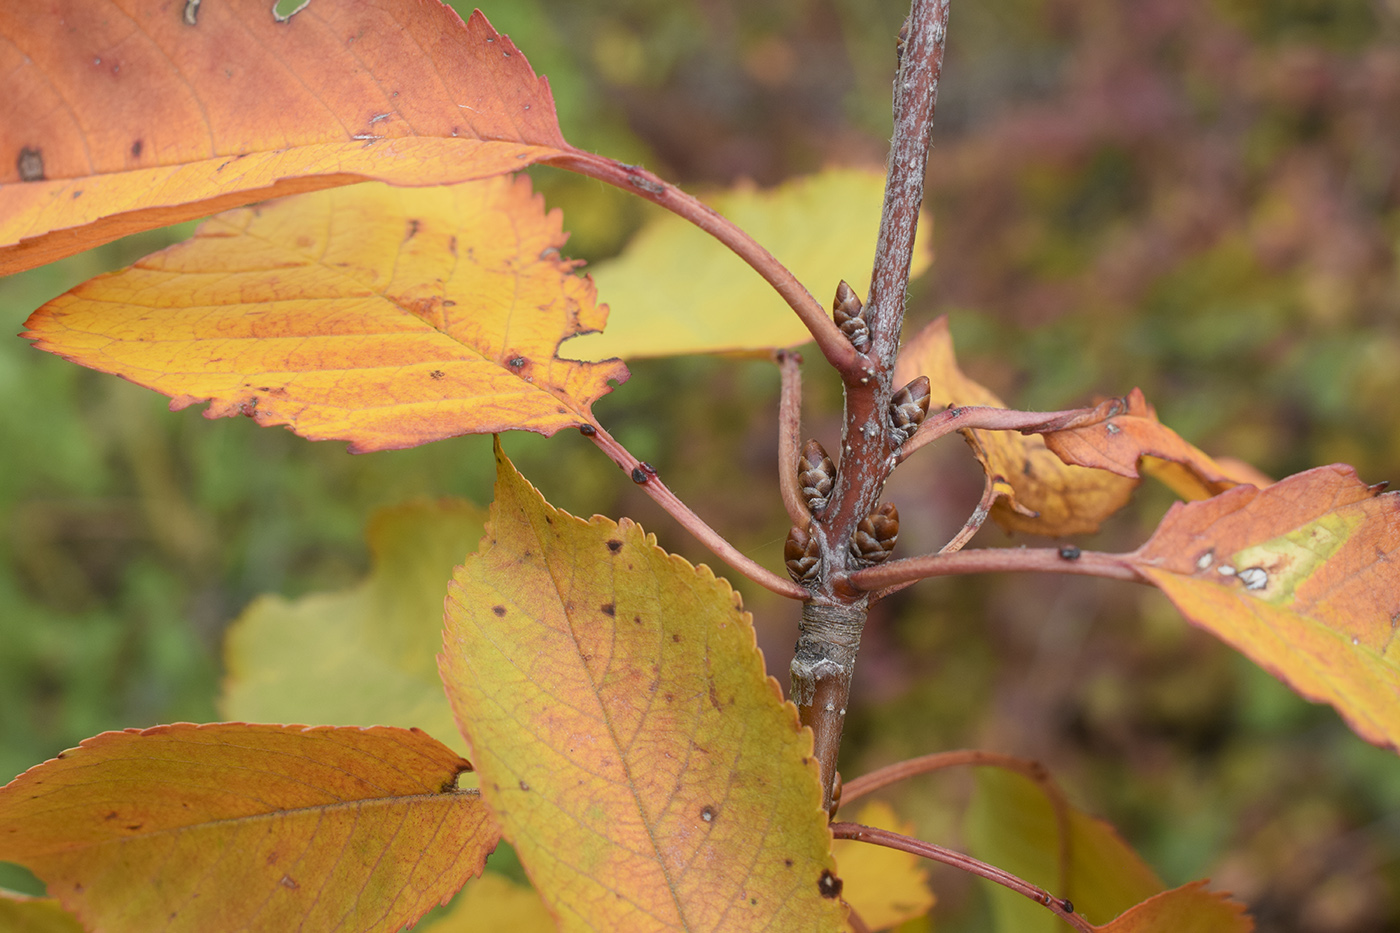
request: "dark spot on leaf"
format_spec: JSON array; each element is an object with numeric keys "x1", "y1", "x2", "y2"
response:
[
  {"x1": 1023, "y1": 459, "x2": 1033, "y2": 476},
  {"x1": 709, "y1": 682, "x2": 722, "y2": 710},
  {"x1": 72, "y1": 190, "x2": 83, "y2": 198},
  {"x1": 607, "y1": 539, "x2": 622, "y2": 552},
  {"x1": 125, "y1": 824, "x2": 142, "y2": 831},
  {"x1": 279, "y1": 874, "x2": 299, "y2": 889},
  {"x1": 509, "y1": 357, "x2": 526, "y2": 368},
  {"x1": 492, "y1": 605, "x2": 507, "y2": 617},
  {"x1": 519, "y1": 780, "x2": 530, "y2": 791},
  {"x1": 104, "y1": 811, "x2": 118, "y2": 820},
  {"x1": 448, "y1": 235, "x2": 458, "y2": 256},
  {"x1": 672, "y1": 633, "x2": 681, "y2": 643},
  {"x1": 17, "y1": 147, "x2": 44, "y2": 181},
  {"x1": 600, "y1": 602, "x2": 615, "y2": 616},
  {"x1": 785, "y1": 859, "x2": 794, "y2": 868},
  {"x1": 700, "y1": 805, "x2": 715, "y2": 822},
  {"x1": 430, "y1": 370, "x2": 445, "y2": 380},
  {"x1": 405, "y1": 218, "x2": 420, "y2": 241},
  {"x1": 130, "y1": 139, "x2": 143, "y2": 158},
  {"x1": 634, "y1": 615, "x2": 642, "y2": 625},
  {"x1": 750, "y1": 898, "x2": 757, "y2": 905},
  {"x1": 818, "y1": 870, "x2": 843, "y2": 899}
]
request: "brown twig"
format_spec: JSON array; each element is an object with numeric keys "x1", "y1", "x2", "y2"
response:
[
  {"x1": 775, "y1": 350, "x2": 809, "y2": 527},
  {"x1": 847, "y1": 546, "x2": 1144, "y2": 593},
  {"x1": 896, "y1": 404, "x2": 1098, "y2": 463},
  {"x1": 830, "y1": 822, "x2": 1092, "y2": 932},
  {"x1": 937, "y1": 475, "x2": 999, "y2": 555},
  {"x1": 547, "y1": 151, "x2": 859, "y2": 376},
  {"x1": 583, "y1": 422, "x2": 808, "y2": 599}
]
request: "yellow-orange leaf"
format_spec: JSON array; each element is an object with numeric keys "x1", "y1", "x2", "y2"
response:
[
  {"x1": 1035, "y1": 389, "x2": 1271, "y2": 501},
  {"x1": 24, "y1": 177, "x2": 627, "y2": 452},
  {"x1": 439, "y1": 440, "x2": 844, "y2": 932},
  {"x1": 0, "y1": 723, "x2": 500, "y2": 933},
  {"x1": 1130, "y1": 465, "x2": 1400, "y2": 749},
  {"x1": 895, "y1": 317, "x2": 1136, "y2": 536},
  {"x1": 830, "y1": 801, "x2": 934, "y2": 932},
  {"x1": 1093, "y1": 881, "x2": 1253, "y2": 933},
  {"x1": 0, "y1": 2, "x2": 573, "y2": 274}
]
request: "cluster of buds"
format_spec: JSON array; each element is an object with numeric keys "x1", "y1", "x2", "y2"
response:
[
  {"x1": 849, "y1": 503, "x2": 900, "y2": 565},
  {"x1": 832, "y1": 280, "x2": 871, "y2": 353},
  {"x1": 889, "y1": 375, "x2": 931, "y2": 445}
]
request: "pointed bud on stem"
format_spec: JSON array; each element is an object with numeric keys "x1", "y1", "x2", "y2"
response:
[
  {"x1": 832, "y1": 280, "x2": 871, "y2": 353},
  {"x1": 889, "y1": 375, "x2": 931, "y2": 444},
  {"x1": 798, "y1": 439, "x2": 837, "y2": 514},
  {"x1": 784, "y1": 523, "x2": 822, "y2": 584}
]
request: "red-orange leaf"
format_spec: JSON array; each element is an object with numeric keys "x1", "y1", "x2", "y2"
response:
[
  {"x1": 0, "y1": 723, "x2": 500, "y2": 933},
  {"x1": 0, "y1": 1, "x2": 572, "y2": 274},
  {"x1": 23, "y1": 177, "x2": 627, "y2": 452},
  {"x1": 1031, "y1": 389, "x2": 1271, "y2": 501},
  {"x1": 1093, "y1": 881, "x2": 1253, "y2": 933},
  {"x1": 1129, "y1": 465, "x2": 1400, "y2": 750}
]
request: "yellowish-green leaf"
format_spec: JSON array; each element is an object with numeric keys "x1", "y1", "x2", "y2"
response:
[
  {"x1": 439, "y1": 440, "x2": 844, "y2": 931},
  {"x1": 1130, "y1": 465, "x2": 1400, "y2": 750},
  {"x1": 0, "y1": 893, "x2": 86, "y2": 933},
  {"x1": 423, "y1": 872, "x2": 555, "y2": 933},
  {"x1": 221, "y1": 498, "x2": 484, "y2": 754},
  {"x1": 567, "y1": 168, "x2": 932, "y2": 359},
  {"x1": 830, "y1": 801, "x2": 935, "y2": 932},
  {"x1": 0, "y1": 724, "x2": 499, "y2": 933},
  {"x1": 966, "y1": 768, "x2": 1164, "y2": 932},
  {"x1": 25, "y1": 177, "x2": 628, "y2": 453}
]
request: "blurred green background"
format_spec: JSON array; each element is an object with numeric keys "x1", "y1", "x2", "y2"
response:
[{"x1": 2, "y1": 0, "x2": 1399, "y2": 929}]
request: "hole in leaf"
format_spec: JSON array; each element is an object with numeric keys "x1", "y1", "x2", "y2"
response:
[{"x1": 272, "y1": 0, "x2": 310, "y2": 22}]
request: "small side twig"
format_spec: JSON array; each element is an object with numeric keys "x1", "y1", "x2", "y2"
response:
[
  {"x1": 838, "y1": 748, "x2": 1075, "y2": 900},
  {"x1": 584, "y1": 422, "x2": 808, "y2": 599},
  {"x1": 775, "y1": 349, "x2": 809, "y2": 527},
  {"x1": 847, "y1": 546, "x2": 1143, "y2": 593},
  {"x1": 937, "y1": 475, "x2": 999, "y2": 555},
  {"x1": 830, "y1": 822, "x2": 1091, "y2": 932},
  {"x1": 896, "y1": 404, "x2": 1100, "y2": 463},
  {"x1": 548, "y1": 151, "x2": 860, "y2": 376}
]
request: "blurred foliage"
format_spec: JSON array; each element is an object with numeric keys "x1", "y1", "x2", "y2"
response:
[{"x1": 2, "y1": 0, "x2": 1398, "y2": 929}]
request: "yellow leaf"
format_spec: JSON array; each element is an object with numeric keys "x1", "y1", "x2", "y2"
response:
[
  {"x1": 1130, "y1": 465, "x2": 1400, "y2": 749},
  {"x1": 569, "y1": 168, "x2": 933, "y2": 359},
  {"x1": 24, "y1": 177, "x2": 628, "y2": 452},
  {"x1": 0, "y1": 3, "x2": 571, "y2": 274},
  {"x1": 439, "y1": 440, "x2": 845, "y2": 932},
  {"x1": 830, "y1": 801, "x2": 935, "y2": 932},
  {"x1": 0, "y1": 724, "x2": 499, "y2": 933},
  {"x1": 895, "y1": 317, "x2": 1136, "y2": 536},
  {"x1": 221, "y1": 499, "x2": 485, "y2": 754}
]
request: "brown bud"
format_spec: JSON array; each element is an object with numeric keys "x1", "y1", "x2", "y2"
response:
[
  {"x1": 849, "y1": 503, "x2": 899, "y2": 565},
  {"x1": 785, "y1": 523, "x2": 821, "y2": 583},
  {"x1": 889, "y1": 375, "x2": 931, "y2": 444},
  {"x1": 798, "y1": 439, "x2": 836, "y2": 513},
  {"x1": 832, "y1": 280, "x2": 870, "y2": 353}
]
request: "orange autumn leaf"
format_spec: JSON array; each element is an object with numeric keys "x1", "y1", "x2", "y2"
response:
[
  {"x1": 1030, "y1": 389, "x2": 1272, "y2": 501},
  {"x1": 1129, "y1": 465, "x2": 1400, "y2": 750},
  {"x1": 895, "y1": 317, "x2": 1136, "y2": 536},
  {"x1": 1093, "y1": 881, "x2": 1253, "y2": 933},
  {"x1": 0, "y1": 1, "x2": 574, "y2": 275},
  {"x1": 0, "y1": 723, "x2": 500, "y2": 933},
  {"x1": 24, "y1": 177, "x2": 627, "y2": 452},
  {"x1": 440, "y1": 440, "x2": 844, "y2": 932}
]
